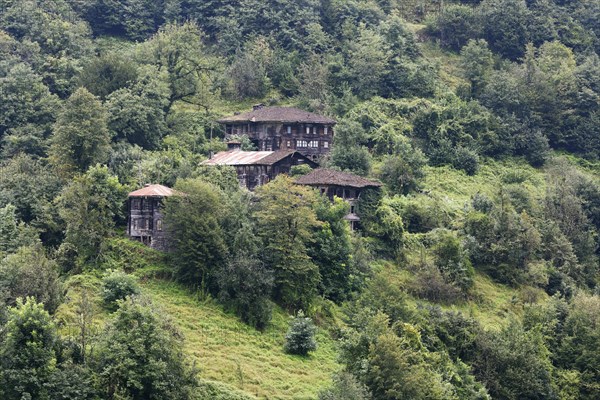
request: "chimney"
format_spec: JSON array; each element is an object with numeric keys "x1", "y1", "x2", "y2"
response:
[
  {"x1": 252, "y1": 103, "x2": 264, "y2": 111},
  {"x1": 227, "y1": 141, "x2": 242, "y2": 151}
]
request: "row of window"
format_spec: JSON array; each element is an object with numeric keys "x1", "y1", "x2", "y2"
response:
[
  {"x1": 286, "y1": 126, "x2": 330, "y2": 135},
  {"x1": 130, "y1": 199, "x2": 156, "y2": 210},
  {"x1": 132, "y1": 218, "x2": 163, "y2": 231},
  {"x1": 291, "y1": 140, "x2": 329, "y2": 149}
]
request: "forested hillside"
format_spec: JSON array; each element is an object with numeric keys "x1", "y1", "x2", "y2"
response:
[{"x1": 1, "y1": 0, "x2": 599, "y2": 399}]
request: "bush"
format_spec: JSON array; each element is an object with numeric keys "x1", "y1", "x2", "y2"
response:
[
  {"x1": 318, "y1": 371, "x2": 370, "y2": 400},
  {"x1": 284, "y1": 311, "x2": 317, "y2": 356},
  {"x1": 101, "y1": 270, "x2": 140, "y2": 310},
  {"x1": 452, "y1": 146, "x2": 479, "y2": 175}
]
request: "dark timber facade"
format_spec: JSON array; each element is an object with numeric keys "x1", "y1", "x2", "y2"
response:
[
  {"x1": 127, "y1": 184, "x2": 175, "y2": 251},
  {"x1": 218, "y1": 105, "x2": 336, "y2": 160},
  {"x1": 202, "y1": 145, "x2": 318, "y2": 190},
  {"x1": 295, "y1": 169, "x2": 382, "y2": 230}
]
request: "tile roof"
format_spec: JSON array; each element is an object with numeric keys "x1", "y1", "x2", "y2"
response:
[
  {"x1": 128, "y1": 184, "x2": 176, "y2": 198},
  {"x1": 295, "y1": 169, "x2": 382, "y2": 189},
  {"x1": 202, "y1": 149, "x2": 308, "y2": 166},
  {"x1": 218, "y1": 106, "x2": 336, "y2": 124}
]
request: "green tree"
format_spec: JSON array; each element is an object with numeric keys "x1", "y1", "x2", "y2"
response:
[
  {"x1": 319, "y1": 371, "x2": 371, "y2": 400},
  {"x1": 460, "y1": 39, "x2": 494, "y2": 97},
  {"x1": 217, "y1": 255, "x2": 274, "y2": 330},
  {"x1": 106, "y1": 65, "x2": 170, "y2": 149},
  {"x1": 0, "y1": 63, "x2": 59, "y2": 154},
  {"x1": 310, "y1": 196, "x2": 353, "y2": 302},
  {"x1": 164, "y1": 178, "x2": 228, "y2": 293},
  {"x1": 57, "y1": 165, "x2": 125, "y2": 268},
  {"x1": 94, "y1": 297, "x2": 197, "y2": 399},
  {"x1": 78, "y1": 52, "x2": 139, "y2": 100},
  {"x1": 347, "y1": 26, "x2": 389, "y2": 98},
  {"x1": 0, "y1": 245, "x2": 61, "y2": 318},
  {"x1": 101, "y1": 270, "x2": 141, "y2": 311},
  {"x1": 479, "y1": 0, "x2": 530, "y2": 59},
  {"x1": 284, "y1": 310, "x2": 317, "y2": 356},
  {"x1": 0, "y1": 204, "x2": 39, "y2": 256},
  {"x1": 474, "y1": 320, "x2": 555, "y2": 399},
  {"x1": 140, "y1": 21, "x2": 218, "y2": 113},
  {"x1": 255, "y1": 176, "x2": 321, "y2": 309},
  {"x1": 49, "y1": 88, "x2": 111, "y2": 178},
  {"x1": 0, "y1": 297, "x2": 57, "y2": 400},
  {"x1": 378, "y1": 139, "x2": 426, "y2": 194}
]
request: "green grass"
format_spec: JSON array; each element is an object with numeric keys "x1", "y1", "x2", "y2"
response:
[{"x1": 143, "y1": 280, "x2": 340, "y2": 400}]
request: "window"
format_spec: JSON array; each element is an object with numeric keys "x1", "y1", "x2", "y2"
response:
[
  {"x1": 131, "y1": 199, "x2": 140, "y2": 210},
  {"x1": 297, "y1": 140, "x2": 308, "y2": 148},
  {"x1": 323, "y1": 141, "x2": 329, "y2": 148},
  {"x1": 306, "y1": 126, "x2": 310, "y2": 134},
  {"x1": 132, "y1": 219, "x2": 139, "y2": 230},
  {"x1": 287, "y1": 140, "x2": 291, "y2": 147},
  {"x1": 287, "y1": 126, "x2": 291, "y2": 134},
  {"x1": 157, "y1": 219, "x2": 163, "y2": 231},
  {"x1": 324, "y1": 126, "x2": 328, "y2": 135},
  {"x1": 350, "y1": 205, "x2": 356, "y2": 214},
  {"x1": 142, "y1": 199, "x2": 151, "y2": 210}
]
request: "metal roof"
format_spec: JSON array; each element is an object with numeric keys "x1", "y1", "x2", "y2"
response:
[
  {"x1": 295, "y1": 169, "x2": 382, "y2": 189},
  {"x1": 128, "y1": 184, "x2": 175, "y2": 198},
  {"x1": 202, "y1": 149, "x2": 308, "y2": 166},
  {"x1": 218, "y1": 106, "x2": 336, "y2": 124}
]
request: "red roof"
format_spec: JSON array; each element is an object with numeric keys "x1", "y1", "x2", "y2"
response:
[
  {"x1": 295, "y1": 169, "x2": 382, "y2": 189},
  {"x1": 128, "y1": 184, "x2": 175, "y2": 198},
  {"x1": 218, "y1": 106, "x2": 336, "y2": 124}
]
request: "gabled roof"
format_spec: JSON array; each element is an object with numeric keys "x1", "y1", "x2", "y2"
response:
[
  {"x1": 218, "y1": 106, "x2": 336, "y2": 124},
  {"x1": 128, "y1": 184, "x2": 175, "y2": 198},
  {"x1": 295, "y1": 169, "x2": 382, "y2": 189},
  {"x1": 202, "y1": 149, "x2": 315, "y2": 166}
]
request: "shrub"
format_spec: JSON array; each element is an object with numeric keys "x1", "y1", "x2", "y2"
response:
[
  {"x1": 101, "y1": 270, "x2": 140, "y2": 310},
  {"x1": 318, "y1": 371, "x2": 370, "y2": 400},
  {"x1": 284, "y1": 311, "x2": 317, "y2": 356}
]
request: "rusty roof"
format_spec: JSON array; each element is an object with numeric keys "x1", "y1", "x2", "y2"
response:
[
  {"x1": 295, "y1": 169, "x2": 382, "y2": 189},
  {"x1": 202, "y1": 149, "x2": 313, "y2": 166},
  {"x1": 218, "y1": 106, "x2": 336, "y2": 124},
  {"x1": 128, "y1": 184, "x2": 176, "y2": 198}
]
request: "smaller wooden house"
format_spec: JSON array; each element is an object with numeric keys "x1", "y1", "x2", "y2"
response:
[
  {"x1": 202, "y1": 145, "x2": 318, "y2": 190},
  {"x1": 295, "y1": 169, "x2": 382, "y2": 230},
  {"x1": 127, "y1": 184, "x2": 175, "y2": 251}
]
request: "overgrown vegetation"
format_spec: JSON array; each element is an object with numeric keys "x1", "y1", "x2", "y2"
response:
[{"x1": 1, "y1": 0, "x2": 599, "y2": 398}]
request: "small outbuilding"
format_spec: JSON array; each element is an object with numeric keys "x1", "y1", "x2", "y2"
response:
[
  {"x1": 127, "y1": 184, "x2": 175, "y2": 251},
  {"x1": 295, "y1": 169, "x2": 382, "y2": 230},
  {"x1": 202, "y1": 144, "x2": 318, "y2": 190}
]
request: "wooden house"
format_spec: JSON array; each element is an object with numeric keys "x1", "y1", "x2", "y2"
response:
[
  {"x1": 127, "y1": 184, "x2": 176, "y2": 251},
  {"x1": 202, "y1": 144, "x2": 317, "y2": 190},
  {"x1": 218, "y1": 105, "x2": 336, "y2": 160},
  {"x1": 295, "y1": 169, "x2": 382, "y2": 230}
]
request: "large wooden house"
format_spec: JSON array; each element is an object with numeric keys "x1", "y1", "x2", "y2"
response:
[
  {"x1": 202, "y1": 143, "x2": 317, "y2": 190},
  {"x1": 127, "y1": 184, "x2": 176, "y2": 251},
  {"x1": 295, "y1": 169, "x2": 382, "y2": 230},
  {"x1": 218, "y1": 105, "x2": 336, "y2": 160}
]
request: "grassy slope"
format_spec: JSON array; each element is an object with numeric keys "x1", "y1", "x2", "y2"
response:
[{"x1": 143, "y1": 280, "x2": 339, "y2": 400}]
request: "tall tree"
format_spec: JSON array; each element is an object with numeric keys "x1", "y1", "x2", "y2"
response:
[
  {"x1": 164, "y1": 178, "x2": 228, "y2": 293},
  {"x1": 94, "y1": 297, "x2": 197, "y2": 399},
  {"x1": 0, "y1": 297, "x2": 57, "y2": 400},
  {"x1": 57, "y1": 165, "x2": 125, "y2": 268},
  {"x1": 49, "y1": 88, "x2": 111, "y2": 178},
  {"x1": 255, "y1": 176, "x2": 321, "y2": 309}
]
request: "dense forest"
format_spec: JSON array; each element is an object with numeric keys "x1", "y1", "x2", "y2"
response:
[{"x1": 1, "y1": 0, "x2": 600, "y2": 399}]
